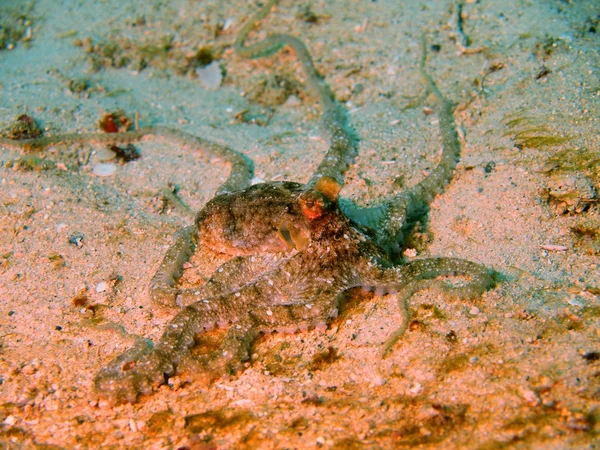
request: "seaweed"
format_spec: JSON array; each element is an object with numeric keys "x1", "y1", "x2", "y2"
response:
[
  {"x1": 541, "y1": 147, "x2": 600, "y2": 180},
  {"x1": 533, "y1": 35, "x2": 571, "y2": 61},
  {"x1": 502, "y1": 112, "x2": 571, "y2": 150}
]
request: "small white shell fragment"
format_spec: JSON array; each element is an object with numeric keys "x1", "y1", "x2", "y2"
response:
[
  {"x1": 3, "y1": 416, "x2": 17, "y2": 426},
  {"x1": 92, "y1": 163, "x2": 117, "y2": 177},
  {"x1": 520, "y1": 387, "x2": 540, "y2": 406},
  {"x1": 96, "y1": 281, "x2": 109, "y2": 293},
  {"x1": 540, "y1": 244, "x2": 568, "y2": 252},
  {"x1": 409, "y1": 382, "x2": 422, "y2": 395},
  {"x1": 222, "y1": 18, "x2": 233, "y2": 31},
  {"x1": 196, "y1": 61, "x2": 223, "y2": 91},
  {"x1": 370, "y1": 374, "x2": 385, "y2": 387},
  {"x1": 95, "y1": 148, "x2": 117, "y2": 162}
]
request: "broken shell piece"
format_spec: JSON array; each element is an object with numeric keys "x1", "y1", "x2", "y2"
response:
[
  {"x1": 196, "y1": 61, "x2": 223, "y2": 91},
  {"x1": 540, "y1": 244, "x2": 568, "y2": 252},
  {"x1": 92, "y1": 163, "x2": 117, "y2": 177},
  {"x1": 95, "y1": 148, "x2": 117, "y2": 162}
]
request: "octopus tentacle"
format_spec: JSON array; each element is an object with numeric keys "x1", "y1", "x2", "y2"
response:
[
  {"x1": 405, "y1": 36, "x2": 462, "y2": 208},
  {"x1": 234, "y1": 0, "x2": 358, "y2": 188},
  {"x1": 361, "y1": 257, "x2": 496, "y2": 302},
  {"x1": 341, "y1": 36, "x2": 463, "y2": 257},
  {"x1": 96, "y1": 252, "x2": 300, "y2": 401},
  {"x1": 164, "y1": 254, "x2": 283, "y2": 309},
  {"x1": 95, "y1": 294, "x2": 246, "y2": 403},
  {"x1": 363, "y1": 257, "x2": 497, "y2": 356},
  {"x1": 0, "y1": 125, "x2": 254, "y2": 196},
  {"x1": 94, "y1": 338, "x2": 172, "y2": 404},
  {"x1": 149, "y1": 225, "x2": 198, "y2": 307},
  {"x1": 177, "y1": 318, "x2": 258, "y2": 385},
  {"x1": 248, "y1": 287, "x2": 343, "y2": 334}
]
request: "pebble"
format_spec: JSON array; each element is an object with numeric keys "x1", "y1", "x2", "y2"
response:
[
  {"x1": 470, "y1": 306, "x2": 480, "y2": 315},
  {"x1": 370, "y1": 374, "x2": 386, "y2": 387},
  {"x1": 96, "y1": 281, "x2": 109, "y2": 293},
  {"x1": 567, "y1": 296, "x2": 584, "y2": 307},
  {"x1": 92, "y1": 163, "x2": 117, "y2": 177},
  {"x1": 403, "y1": 248, "x2": 417, "y2": 258}
]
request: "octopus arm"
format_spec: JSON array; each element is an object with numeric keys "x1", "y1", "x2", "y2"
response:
[
  {"x1": 339, "y1": 38, "x2": 463, "y2": 257},
  {"x1": 95, "y1": 290, "x2": 252, "y2": 403},
  {"x1": 234, "y1": 0, "x2": 358, "y2": 189},
  {"x1": 149, "y1": 225, "x2": 198, "y2": 307},
  {"x1": 0, "y1": 126, "x2": 253, "y2": 196},
  {"x1": 360, "y1": 257, "x2": 497, "y2": 356}
]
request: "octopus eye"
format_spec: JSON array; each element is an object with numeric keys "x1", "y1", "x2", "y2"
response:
[
  {"x1": 299, "y1": 193, "x2": 325, "y2": 220},
  {"x1": 298, "y1": 176, "x2": 342, "y2": 220}
]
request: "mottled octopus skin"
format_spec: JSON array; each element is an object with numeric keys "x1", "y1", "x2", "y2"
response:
[{"x1": 94, "y1": 176, "x2": 494, "y2": 403}]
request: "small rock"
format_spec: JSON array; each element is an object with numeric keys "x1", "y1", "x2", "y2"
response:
[
  {"x1": 68, "y1": 232, "x2": 85, "y2": 247},
  {"x1": 96, "y1": 281, "x2": 109, "y2": 293},
  {"x1": 567, "y1": 296, "x2": 585, "y2": 307},
  {"x1": 403, "y1": 248, "x2": 417, "y2": 258},
  {"x1": 541, "y1": 244, "x2": 568, "y2": 252}
]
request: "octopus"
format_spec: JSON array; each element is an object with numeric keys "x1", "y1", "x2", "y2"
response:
[{"x1": 0, "y1": 0, "x2": 496, "y2": 404}]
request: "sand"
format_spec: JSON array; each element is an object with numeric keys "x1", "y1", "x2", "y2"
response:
[{"x1": 1, "y1": 0, "x2": 599, "y2": 448}]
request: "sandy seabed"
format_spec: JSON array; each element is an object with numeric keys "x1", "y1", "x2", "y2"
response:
[{"x1": 1, "y1": 0, "x2": 599, "y2": 448}]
